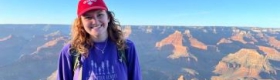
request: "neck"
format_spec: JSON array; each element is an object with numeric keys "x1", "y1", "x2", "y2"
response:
[{"x1": 91, "y1": 32, "x2": 108, "y2": 42}]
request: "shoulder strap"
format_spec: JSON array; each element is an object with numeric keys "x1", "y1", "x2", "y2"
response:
[
  {"x1": 118, "y1": 49, "x2": 128, "y2": 66},
  {"x1": 70, "y1": 49, "x2": 81, "y2": 72}
]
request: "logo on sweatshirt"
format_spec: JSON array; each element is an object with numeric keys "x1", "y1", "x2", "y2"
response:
[{"x1": 89, "y1": 60, "x2": 118, "y2": 80}]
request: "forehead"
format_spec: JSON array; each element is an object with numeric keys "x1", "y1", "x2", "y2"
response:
[{"x1": 82, "y1": 9, "x2": 106, "y2": 16}]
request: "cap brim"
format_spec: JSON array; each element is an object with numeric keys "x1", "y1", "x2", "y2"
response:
[{"x1": 78, "y1": 6, "x2": 107, "y2": 16}]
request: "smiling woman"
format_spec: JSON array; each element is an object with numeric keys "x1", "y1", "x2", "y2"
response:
[{"x1": 56, "y1": 0, "x2": 142, "y2": 80}]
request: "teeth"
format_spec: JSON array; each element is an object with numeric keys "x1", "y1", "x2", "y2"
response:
[{"x1": 89, "y1": 25, "x2": 103, "y2": 29}]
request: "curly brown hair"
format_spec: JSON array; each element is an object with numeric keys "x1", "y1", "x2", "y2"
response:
[{"x1": 70, "y1": 11, "x2": 126, "y2": 57}]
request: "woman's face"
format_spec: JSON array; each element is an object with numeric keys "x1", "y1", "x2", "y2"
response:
[{"x1": 81, "y1": 10, "x2": 110, "y2": 38}]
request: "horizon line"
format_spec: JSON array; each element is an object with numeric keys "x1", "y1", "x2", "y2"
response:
[{"x1": 0, "y1": 23, "x2": 278, "y2": 28}]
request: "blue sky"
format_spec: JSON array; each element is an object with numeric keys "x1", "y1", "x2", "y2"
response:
[{"x1": 0, "y1": 0, "x2": 279, "y2": 28}]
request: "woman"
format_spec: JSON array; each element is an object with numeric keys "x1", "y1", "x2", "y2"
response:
[{"x1": 57, "y1": 0, "x2": 142, "y2": 80}]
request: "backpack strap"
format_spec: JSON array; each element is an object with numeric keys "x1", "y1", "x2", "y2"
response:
[
  {"x1": 118, "y1": 49, "x2": 128, "y2": 66},
  {"x1": 70, "y1": 48, "x2": 84, "y2": 80},
  {"x1": 70, "y1": 49, "x2": 81, "y2": 72}
]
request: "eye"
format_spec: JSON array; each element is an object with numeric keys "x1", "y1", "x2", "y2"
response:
[
  {"x1": 97, "y1": 13, "x2": 104, "y2": 18},
  {"x1": 84, "y1": 16, "x2": 93, "y2": 20}
]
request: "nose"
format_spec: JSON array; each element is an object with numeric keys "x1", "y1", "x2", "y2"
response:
[{"x1": 91, "y1": 17, "x2": 100, "y2": 26}]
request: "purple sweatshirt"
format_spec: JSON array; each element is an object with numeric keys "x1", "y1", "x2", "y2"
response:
[{"x1": 57, "y1": 39, "x2": 142, "y2": 80}]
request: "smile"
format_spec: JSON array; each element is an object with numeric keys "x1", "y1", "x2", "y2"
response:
[{"x1": 89, "y1": 24, "x2": 104, "y2": 29}]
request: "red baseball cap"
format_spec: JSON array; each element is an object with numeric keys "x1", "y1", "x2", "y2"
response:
[{"x1": 77, "y1": 0, "x2": 108, "y2": 16}]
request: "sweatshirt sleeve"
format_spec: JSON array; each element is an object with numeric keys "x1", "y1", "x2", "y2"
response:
[
  {"x1": 57, "y1": 44, "x2": 73, "y2": 80},
  {"x1": 126, "y1": 40, "x2": 142, "y2": 80}
]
